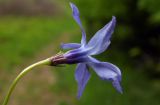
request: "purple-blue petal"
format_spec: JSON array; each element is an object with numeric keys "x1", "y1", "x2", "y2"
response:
[
  {"x1": 112, "y1": 79, "x2": 123, "y2": 94},
  {"x1": 75, "y1": 63, "x2": 91, "y2": 99},
  {"x1": 64, "y1": 56, "x2": 93, "y2": 64},
  {"x1": 70, "y1": 2, "x2": 86, "y2": 46},
  {"x1": 85, "y1": 16, "x2": 116, "y2": 55},
  {"x1": 61, "y1": 43, "x2": 81, "y2": 49},
  {"x1": 64, "y1": 46, "x2": 91, "y2": 59},
  {"x1": 88, "y1": 57, "x2": 122, "y2": 93}
]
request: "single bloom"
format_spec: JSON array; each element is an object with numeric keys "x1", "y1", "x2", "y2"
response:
[{"x1": 51, "y1": 2, "x2": 123, "y2": 99}]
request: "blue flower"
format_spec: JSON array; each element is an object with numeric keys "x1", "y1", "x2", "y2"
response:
[{"x1": 51, "y1": 2, "x2": 122, "y2": 99}]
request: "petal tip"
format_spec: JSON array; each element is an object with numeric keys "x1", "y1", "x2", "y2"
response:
[
  {"x1": 112, "y1": 16, "x2": 116, "y2": 24},
  {"x1": 69, "y1": 2, "x2": 74, "y2": 7},
  {"x1": 117, "y1": 85, "x2": 123, "y2": 94},
  {"x1": 69, "y1": 2, "x2": 79, "y2": 14},
  {"x1": 76, "y1": 94, "x2": 81, "y2": 100},
  {"x1": 112, "y1": 79, "x2": 123, "y2": 94},
  {"x1": 120, "y1": 90, "x2": 123, "y2": 94},
  {"x1": 112, "y1": 16, "x2": 116, "y2": 19}
]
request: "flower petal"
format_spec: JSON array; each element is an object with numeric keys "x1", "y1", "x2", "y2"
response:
[
  {"x1": 75, "y1": 63, "x2": 91, "y2": 99},
  {"x1": 70, "y1": 2, "x2": 86, "y2": 45},
  {"x1": 61, "y1": 43, "x2": 81, "y2": 49},
  {"x1": 64, "y1": 55, "x2": 95, "y2": 64},
  {"x1": 112, "y1": 78, "x2": 123, "y2": 94},
  {"x1": 88, "y1": 58, "x2": 122, "y2": 93},
  {"x1": 64, "y1": 47, "x2": 91, "y2": 59},
  {"x1": 86, "y1": 16, "x2": 116, "y2": 55}
]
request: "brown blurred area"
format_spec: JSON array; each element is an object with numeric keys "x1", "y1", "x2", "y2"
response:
[{"x1": 0, "y1": 0, "x2": 61, "y2": 16}]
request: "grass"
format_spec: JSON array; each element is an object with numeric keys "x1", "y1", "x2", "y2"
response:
[
  {"x1": 0, "y1": 15, "x2": 78, "y2": 104},
  {"x1": 0, "y1": 16, "x2": 75, "y2": 71}
]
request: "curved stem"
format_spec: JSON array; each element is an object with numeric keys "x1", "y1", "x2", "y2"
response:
[{"x1": 2, "y1": 58, "x2": 51, "y2": 105}]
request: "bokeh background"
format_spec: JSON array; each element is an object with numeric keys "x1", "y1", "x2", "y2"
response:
[{"x1": 0, "y1": 0, "x2": 160, "y2": 105}]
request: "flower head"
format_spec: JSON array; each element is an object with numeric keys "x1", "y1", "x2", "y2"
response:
[{"x1": 51, "y1": 2, "x2": 122, "y2": 99}]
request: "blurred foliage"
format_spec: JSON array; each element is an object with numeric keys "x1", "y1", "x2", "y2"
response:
[
  {"x1": 138, "y1": 0, "x2": 160, "y2": 22},
  {"x1": 0, "y1": 16, "x2": 78, "y2": 105},
  {"x1": 72, "y1": 0, "x2": 160, "y2": 78},
  {"x1": 0, "y1": 16, "x2": 74, "y2": 70}
]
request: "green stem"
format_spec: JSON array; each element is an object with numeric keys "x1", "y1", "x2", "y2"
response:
[{"x1": 2, "y1": 58, "x2": 51, "y2": 105}]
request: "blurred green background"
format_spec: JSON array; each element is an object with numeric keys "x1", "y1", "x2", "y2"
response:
[{"x1": 0, "y1": 0, "x2": 160, "y2": 105}]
